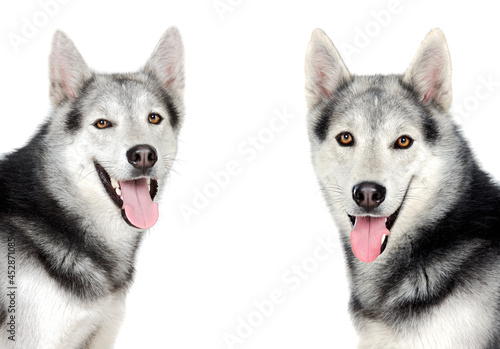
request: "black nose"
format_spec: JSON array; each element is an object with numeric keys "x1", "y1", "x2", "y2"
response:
[
  {"x1": 127, "y1": 144, "x2": 157, "y2": 172},
  {"x1": 352, "y1": 182, "x2": 386, "y2": 212}
]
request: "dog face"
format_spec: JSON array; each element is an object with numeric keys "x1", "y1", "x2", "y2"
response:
[
  {"x1": 44, "y1": 28, "x2": 184, "y2": 230},
  {"x1": 305, "y1": 29, "x2": 459, "y2": 262}
]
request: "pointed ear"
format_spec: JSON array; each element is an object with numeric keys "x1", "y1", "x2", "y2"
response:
[
  {"x1": 305, "y1": 28, "x2": 351, "y2": 110},
  {"x1": 49, "y1": 30, "x2": 92, "y2": 107},
  {"x1": 403, "y1": 28, "x2": 452, "y2": 110},
  {"x1": 145, "y1": 27, "x2": 185, "y2": 101}
]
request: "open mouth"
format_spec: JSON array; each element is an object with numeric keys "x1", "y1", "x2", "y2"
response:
[
  {"x1": 95, "y1": 162, "x2": 159, "y2": 229},
  {"x1": 347, "y1": 206, "x2": 401, "y2": 263},
  {"x1": 347, "y1": 182, "x2": 410, "y2": 264}
]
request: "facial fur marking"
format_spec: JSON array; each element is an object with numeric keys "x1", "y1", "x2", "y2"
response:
[
  {"x1": 398, "y1": 77, "x2": 441, "y2": 144},
  {"x1": 312, "y1": 80, "x2": 352, "y2": 142},
  {"x1": 66, "y1": 105, "x2": 82, "y2": 132},
  {"x1": 158, "y1": 82, "x2": 181, "y2": 129},
  {"x1": 110, "y1": 74, "x2": 142, "y2": 85},
  {"x1": 422, "y1": 114, "x2": 440, "y2": 143},
  {"x1": 64, "y1": 77, "x2": 95, "y2": 132},
  {"x1": 315, "y1": 102, "x2": 334, "y2": 141}
]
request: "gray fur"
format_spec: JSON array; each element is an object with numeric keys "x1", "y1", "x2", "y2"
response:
[{"x1": 305, "y1": 28, "x2": 500, "y2": 348}]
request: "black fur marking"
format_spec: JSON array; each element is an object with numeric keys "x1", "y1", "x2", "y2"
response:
[
  {"x1": 313, "y1": 80, "x2": 352, "y2": 142},
  {"x1": 64, "y1": 77, "x2": 95, "y2": 132},
  {"x1": 111, "y1": 74, "x2": 134, "y2": 85},
  {"x1": 0, "y1": 307, "x2": 6, "y2": 327},
  {"x1": 0, "y1": 126, "x2": 140, "y2": 300},
  {"x1": 66, "y1": 105, "x2": 82, "y2": 132},
  {"x1": 422, "y1": 114, "x2": 439, "y2": 143},
  {"x1": 160, "y1": 90, "x2": 180, "y2": 129},
  {"x1": 315, "y1": 102, "x2": 335, "y2": 142},
  {"x1": 399, "y1": 77, "x2": 441, "y2": 144}
]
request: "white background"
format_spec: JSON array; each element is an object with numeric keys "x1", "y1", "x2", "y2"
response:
[{"x1": 1, "y1": 1, "x2": 500, "y2": 348}]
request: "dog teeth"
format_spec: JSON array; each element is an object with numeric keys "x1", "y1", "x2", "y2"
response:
[
  {"x1": 147, "y1": 178, "x2": 151, "y2": 185},
  {"x1": 115, "y1": 187, "x2": 122, "y2": 196},
  {"x1": 381, "y1": 234, "x2": 387, "y2": 245},
  {"x1": 111, "y1": 178, "x2": 119, "y2": 189}
]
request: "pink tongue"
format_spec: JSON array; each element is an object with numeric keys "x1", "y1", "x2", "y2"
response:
[
  {"x1": 120, "y1": 179, "x2": 158, "y2": 229},
  {"x1": 350, "y1": 216, "x2": 389, "y2": 263}
]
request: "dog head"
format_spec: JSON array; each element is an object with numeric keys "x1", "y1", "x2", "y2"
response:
[
  {"x1": 44, "y1": 28, "x2": 184, "y2": 231},
  {"x1": 305, "y1": 29, "x2": 463, "y2": 263}
]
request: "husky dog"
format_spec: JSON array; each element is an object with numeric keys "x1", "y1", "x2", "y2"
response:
[
  {"x1": 0, "y1": 27, "x2": 184, "y2": 348},
  {"x1": 305, "y1": 28, "x2": 500, "y2": 348}
]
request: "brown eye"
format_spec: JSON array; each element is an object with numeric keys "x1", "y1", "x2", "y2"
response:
[
  {"x1": 395, "y1": 135, "x2": 413, "y2": 149},
  {"x1": 94, "y1": 119, "x2": 112, "y2": 129},
  {"x1": 148, "y1": 113, "x2": 163, "y2": 125},
  {"x1": 336, "y1": 132, "x2": 354, "y2": 146}
]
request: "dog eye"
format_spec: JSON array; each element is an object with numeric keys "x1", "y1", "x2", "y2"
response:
[
  {"x1": 94, "y1": 119, "x2": 112, "y2": 129},
  {"x1": 395, "y1": 135, "x2": 413, "y2": 149},
  {"x1": 336, "y1": 132, "x2": 354, "y2": 146},
  {"x1": 148, "y1": 113, "x2": 163, "y2": 125}
]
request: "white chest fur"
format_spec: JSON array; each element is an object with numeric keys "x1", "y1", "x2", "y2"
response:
[{"x1": 0, "y1": 261, "x2": 126, "y2": 349}]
